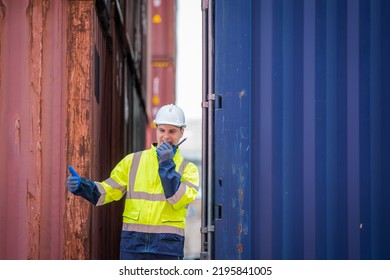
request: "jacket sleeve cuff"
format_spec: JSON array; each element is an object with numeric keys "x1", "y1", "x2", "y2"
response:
[
  {"x1": 158, "y1": 159, "x2": 181, "y2": 199},
  {"x1": 73, "y1": 177, "x2": 102, "y2": 205}
]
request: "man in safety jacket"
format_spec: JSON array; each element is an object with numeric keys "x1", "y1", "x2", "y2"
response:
[{"x1": 66, "y1": 104, "x2": 199, "y2": 260}]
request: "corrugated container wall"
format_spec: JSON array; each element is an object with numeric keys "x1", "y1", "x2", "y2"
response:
[
  {"x1": 207, "y1": 0, "x2": 390, "y2": 259},
  {"x1": 0, "y1": 0, "x2": 148, "y2": 259},
  {"x1": 0, "y1": 0, "x2": 67, "y2": 260}
]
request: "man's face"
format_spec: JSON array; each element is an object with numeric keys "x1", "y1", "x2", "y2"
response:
[{"x1": 156, "y1": 124, "x2": 184, "y2": 147}]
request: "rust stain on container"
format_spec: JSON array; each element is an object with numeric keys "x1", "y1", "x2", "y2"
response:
[
  {"x1": 237, "y1": 169, "x2": 245, "y2": 258},
  {"x1": 237, "y1": 242, "x2": 243, "y2": 254},
  {"x1": 64, "y1": 0, "x2": 94, "y2": 260}
]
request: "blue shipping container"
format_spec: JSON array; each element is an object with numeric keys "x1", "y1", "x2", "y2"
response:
[{"x1": 203, "y1": 0, "x2": 390, "y2": 260}]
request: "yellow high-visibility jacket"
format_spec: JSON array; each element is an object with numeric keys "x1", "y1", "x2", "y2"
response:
[{"x1": 94, "y1": 144, "x2": 199, "y2": 237}]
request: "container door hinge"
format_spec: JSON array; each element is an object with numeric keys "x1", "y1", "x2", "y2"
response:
[
  {"x1": 200, "y1": 252, "x2": 210, "y2": 260},
  {"x1": 201, "y1": 225, "x2": 215, "y2": 233},
  {"x1": 204, "y1": 94, "x2": 222, "y2": 109}
]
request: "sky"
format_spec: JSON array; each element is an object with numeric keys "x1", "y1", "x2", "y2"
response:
[{"x1": 176, "y1": 0, "x2": 203, "y2": 121}]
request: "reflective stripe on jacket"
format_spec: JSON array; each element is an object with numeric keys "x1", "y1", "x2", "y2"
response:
[{"x1": 94, "y1": 144, "x2": 199, "y2": 236}]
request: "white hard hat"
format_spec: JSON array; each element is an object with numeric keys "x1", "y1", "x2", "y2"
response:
[{"x1": 154, "y1": 104, "x2": 186, "y2": 128}]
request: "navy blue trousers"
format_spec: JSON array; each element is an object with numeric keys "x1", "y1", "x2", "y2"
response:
[{"x1": 120, "y1": 252, "x2": 183, "y2": 260}]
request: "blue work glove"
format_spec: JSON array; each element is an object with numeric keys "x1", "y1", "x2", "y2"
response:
[
  {"x1": 66, "y1": 165, "x2": 81, "y2": 193},
  {"x1": 156, "y1": 142, "x2": 175, "y2": 163}
]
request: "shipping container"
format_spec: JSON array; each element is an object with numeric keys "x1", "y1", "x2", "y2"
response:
[
  {"x1": 201, "y1": 0, "x2": 390, "y2": 260},
  {"x1": 146, "y1": 0, "x2": 177, "y2": 146},
  {"x1": 0, "y1": 0, "x2": 148, "y2": 260}
]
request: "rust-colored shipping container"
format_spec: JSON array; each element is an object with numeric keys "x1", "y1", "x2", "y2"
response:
[
  {"x1": 0, "y1": 0, "x2": 148, "y2": 260},
  {"x1": 146, "y1": 0, "x2": 176, "y2": 146}
]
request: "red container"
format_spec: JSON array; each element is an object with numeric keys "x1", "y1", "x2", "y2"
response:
[
  {"x1": 146, "y1": 0, "x2": 176, "y2": 146},
  {"x1": 0, "y1": 0, "x2": 147, "y2": 260}
]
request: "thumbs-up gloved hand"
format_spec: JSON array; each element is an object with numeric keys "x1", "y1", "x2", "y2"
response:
[
  {"x1": 65, "y1": 165, "x2": 101, "y2": 205},
  {"x1": 67, "y1": 165, "x2": 81, "y2": 193}
]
